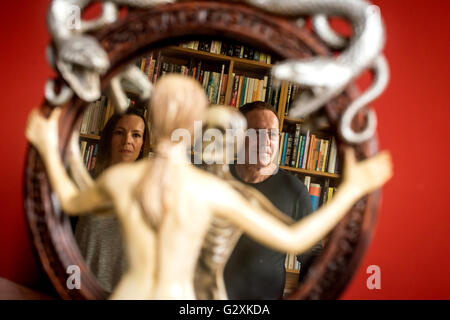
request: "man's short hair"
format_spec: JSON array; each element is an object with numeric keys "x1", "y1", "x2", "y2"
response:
[{"x1": 240, "y1": 101, "x2": 277, "y2": 117}]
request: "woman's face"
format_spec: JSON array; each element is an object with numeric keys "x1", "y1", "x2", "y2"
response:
[{"x1": 110, "y1": 114, "x2": 145, "y2": 165}]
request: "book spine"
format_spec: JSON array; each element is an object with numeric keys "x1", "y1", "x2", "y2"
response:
[
  {"x1": 309, "y1": 183, "x2": 321, "y2": 211},
  {"x1": 202, "y1": 71, "x2": 210, "y2": 90},
  {"x1": 221, "y1": 42, "x2": 228, "y2": 56},
  {"x1": 240, "y1": 77, "x2": 248, "y2": 107},
  {"x1": 324, "y1": 139, "x2": 331, "y2": 172},
  {"x1": 97, "y1": 97, "x2": 107, "y2": 136},
  {"x1": 80, "y1": 141, "x2": 87, "y2": 161},
  {"x1": 327, "y1": 187, "x2": 334, "y2": 203},
  {"x1": 284, "y1": 133, "x2": 293, "y2": 166},
  {"x1": 281, "y1": 132, "x2": 289, "y2": 165},
  {"x1": 140, "y1": 58, "x2": 146, "y2": 72},
  {"x1": 262, "y1": 76, "x2": 268, "y2": 102},
  {"x1": 248, "y1": 48, "x2": 255, "y2": 60},
  {"x1": 265, "y1": 75, "x2": 273, "y2": 104},
  {"x1": 314, "y1": 139, "x2": 321, "y2": 171},
  {"x1": 304, "y1": 176, "x2": 311, "y2": 191},
  {"x1": 230, "y1": 74, "x2": 239, "y2": 107},
  {"x1": 217, "y1": 64, "x2": 225, "y2": 104},
  {"x1": 295, "y1": 135, "x2": 303, "y2": 168},
  {"x1": 254, "y1": 50, "x2": 260, "y2": 61},
  {"x1": 227, "y1": 43, "x2": 234, "y2": 56},
  {"x1": 298, "y1": 135, "x2": 305, "y2": 168},
  {"x1": 327, "y1": 136, "x2": 337, "y2": 173},
  {"x1": 236, "y1": 75, "x2": 244, "y2": 108},
  {"x1": 321, "y1": 179, "x2": 330, "y2": 207},
  {"x1": 234, "y1": 44, "x2": 241, "y2": 57},
  {"x1": 291, "y1": 123, "x2": 301, "y2": 167},
  {"x1": 253, "y1": 78, "x2": 261, "y2": 101},
  {"x1": 306, "y1": 134, "x2": 315, "y2": 170},
  {"x1": 273, "y1": 86, "x2": 280, "y2": 111},
  {"x1": 259, "y1": 52, "x2": 266, "y2": 63},
  {"x1": 285, "y1": 84, "x2": 292, "y2": 116},
  {"x1": 91, "y1": 143, "x2": 99, "y2": 170},
  {"x1": 278, "y1": 131, "x2": 285, "y2": 165},
  {"x1": 302, "y1": 130, "x2": 310, "y2": 169},
  {"x1": 320, "y1": 140, "x2": 328, "y2": 172},
  {"x1": 246, "y1": 78, "x2": 254, "y2": 104},
  {"x1": 219, "y1": 73, "x2": 228, "y2": 105},
  {"x1": 152, "y1": 51, "x2": 162, "y2": 83},
  {"x1": 315, "y1": 139, "x2": 322, "y2": 171},
  {"x1": 87, "y1": 144, "x2": 95, "y2": 170}
]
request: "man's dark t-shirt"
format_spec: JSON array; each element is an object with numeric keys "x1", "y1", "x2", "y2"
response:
[{"x1": 223, "y1": 164, "x2": 322, "y2": 299}]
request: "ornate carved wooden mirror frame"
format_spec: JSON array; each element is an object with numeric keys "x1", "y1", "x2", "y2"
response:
[{"x1": 24, "y1": 0, "x2": 380, "y2": 300}]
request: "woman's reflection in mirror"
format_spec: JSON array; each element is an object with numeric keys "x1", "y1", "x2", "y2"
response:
[{"x1": 74, "y1": 107, "x2": 151, "y2": 293}]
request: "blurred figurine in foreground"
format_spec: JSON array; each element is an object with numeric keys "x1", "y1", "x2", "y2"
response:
[{"x1": 26, "y1": 74, "x2": 393, "y2": 299}]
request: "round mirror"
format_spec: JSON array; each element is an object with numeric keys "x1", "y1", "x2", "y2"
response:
[{"x1": 24, "y1": 0, "x2": 380, "y2": 300}]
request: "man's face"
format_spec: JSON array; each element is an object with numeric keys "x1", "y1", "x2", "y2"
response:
[{"x1": 245, "y1": 109, "x2": 279, "y2": 168}]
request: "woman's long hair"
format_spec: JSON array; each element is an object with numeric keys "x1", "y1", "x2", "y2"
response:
[{"x1": 92, "y1": 107, "x2": 151, "y2": 177}]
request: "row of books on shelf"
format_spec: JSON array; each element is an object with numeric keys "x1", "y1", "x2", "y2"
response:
[
  {"x1": 200, "y1": 65, "x2": 228, "y2": 104},
  {"x1": 80, "y1": 141, "x2": 98, "y2": 172},
  {"x1": 180, "y1": 40, "x2": 272, "y2": 64},
  {"x1": 138, "y1": 52, "x2": 225, "y2": 104},
  {"x1": 279, "y1": 124, "x2": 340, "y2": 174},
  {"x1": 229, "y1": 73, "x2": 281, "y2": 110},
  {"x1": 79, "y1": 96, "x2": 108, "y2": 136},
  {"x1": 137, "y1": 52, "x2": 281, "y2": 107},
  {"x1": 284, "y1": 176, "x2": 337, "y2": 272}
]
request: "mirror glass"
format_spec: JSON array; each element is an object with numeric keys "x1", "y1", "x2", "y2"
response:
[{"x1": 71, "y1": 39, "x2": 342, "y2": 298}]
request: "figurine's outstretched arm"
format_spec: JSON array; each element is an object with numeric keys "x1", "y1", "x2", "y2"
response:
[
  {"x1": 26, "y1": 108, "x2": 112, "y2": 215},
  {"x1": 212, "y1": 148, "x2": 392, "y2": 254},
  {"x1": 68, "y1": 130, "x2": 95, "y2": 190}
]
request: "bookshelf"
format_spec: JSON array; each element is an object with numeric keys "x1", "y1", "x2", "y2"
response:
[
  {"x1": 79, "y1": 133, "x2": 101, "y2": 141},
  {"x1": 78, "y1": 39, "x2": 341, "y2": 296}
]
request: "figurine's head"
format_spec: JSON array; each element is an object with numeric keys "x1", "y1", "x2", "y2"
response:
[{"x1": 150, "y1": 74, "x2": 208, "y2": 142}]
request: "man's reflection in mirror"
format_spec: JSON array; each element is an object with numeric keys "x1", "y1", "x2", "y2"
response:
[
  {"x1": 224, "y1": 101, "x2": 323, "y2": 299},
  {"x1": 74, "y1": 107, "x2": 151, "y2": 293}
]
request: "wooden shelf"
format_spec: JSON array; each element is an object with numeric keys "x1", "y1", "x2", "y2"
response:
[
  {"x1": 286, "y1": 268, "x2": 300, "y2": 274},
  {"x1": 280, "y1": 166, "x2": 340, "y2": 179},
  {"x1": 164, "y1": 46, "x2": 230, "y2": 63},
  {"x1": 79, "y1": 133, "x2": 100, "y2": 141},
  {"x1": 165, "y1": 46, "x2": 273, "y2": 70},
  {"x1": 283, "y1": 116, "x2": 304, "y2": 124}
]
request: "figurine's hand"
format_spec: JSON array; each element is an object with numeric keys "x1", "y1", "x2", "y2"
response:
[
  {"x1": 342, "y1": 148, "x2": 393, "y2": 196},
  {"x1": 25, "y1": 108, "x2": 62, "y2": 156}
]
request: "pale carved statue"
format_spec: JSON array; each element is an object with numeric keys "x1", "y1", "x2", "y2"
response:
[{"x1": 26, "y1": 74, "x2": 392, "y2": 299}]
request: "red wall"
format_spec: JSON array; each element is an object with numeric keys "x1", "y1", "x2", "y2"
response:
[{"x1": 0, "y1": 1, "x2": 449, "y2": 299}]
